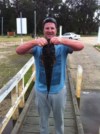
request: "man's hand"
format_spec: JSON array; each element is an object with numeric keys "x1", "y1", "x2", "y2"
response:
[
  {"x1": 16, "y1": 37, "x2": 48, "y2": 55},
  {"x1": 35, "y1": 37, "x2": 48, "y2": 46},
  {"x1": 50, "y1": 36, "x2": 84, "y2": 51},
  {"x1": 50, "y1": 37, "x2": 62, "y2": 45}
]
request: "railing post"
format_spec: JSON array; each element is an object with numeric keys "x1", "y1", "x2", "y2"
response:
[
  {"x1": 76, "y1": 65, "x2": 83, "y2": 107},
  {"x1": 18, "y1": 78, "x2": 25, "y2": 109},
  {"x1": 11, "y1": 86, "x2": 19, "y2": 121},
  {"x1": 21, "y1": 38, "x2": 23, "y2": 44}
]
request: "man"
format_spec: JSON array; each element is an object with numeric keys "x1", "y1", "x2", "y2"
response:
[{"x1": 16, "y1": 17, "x2": 84, "y2": 134}]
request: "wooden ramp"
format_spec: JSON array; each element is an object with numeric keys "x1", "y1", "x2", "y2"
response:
[{"x1": 11, "y1": 71, "x2": 84, "y2": 134}]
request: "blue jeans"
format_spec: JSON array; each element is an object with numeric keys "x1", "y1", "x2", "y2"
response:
[{"x1": 34, "y1": 86, "x2": 67, "y2": 134}]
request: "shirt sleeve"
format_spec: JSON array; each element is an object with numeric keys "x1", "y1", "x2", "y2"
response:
[
  {"x1": 63, "y1": 45, "x2": 73, "y2": 54},
  {"x1": 31, "y1": 46, "x2": 38, "y2": 55}
]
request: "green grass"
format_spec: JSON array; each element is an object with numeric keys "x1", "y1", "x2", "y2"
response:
[
  {"x1": 0, "y1": 37, "x2": 35, "y2": 116},
  {"x1": 96, "y1": 45, "x2": 100, "y2": 49},
  {"x1": 94, "y1": 44, "x2": 100, "y2": 51},
  {"x1": 0, "y1": 35, "x2": 33, "y2": 42},
  {"x1": 0, "y1": 46, "x2": 31, "y2": 88},
  {"x1": 24, "y1": 67, "x2": 33, "y2": 85},
  {"x1": 0, "y1": 35, "x2": 36, "y2": 89},
  {"x1": 24, "y1": 67, "x2": 35, "y2": 99}
]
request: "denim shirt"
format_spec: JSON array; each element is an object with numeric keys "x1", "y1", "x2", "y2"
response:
[{"x1": 32, "y1": 44, "x2": 73, "y2": 94}]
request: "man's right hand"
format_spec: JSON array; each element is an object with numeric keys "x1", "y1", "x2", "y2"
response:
[
  {"x1": 16, "y1": 37, "x2": 48, "y2": 55},
  {"x1": 35, "y1": 37, "x2": 48, "y2": 47}
]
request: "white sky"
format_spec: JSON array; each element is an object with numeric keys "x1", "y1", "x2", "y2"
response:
[{"x1": 62, "y1": 0, "x2": 66, "y2": 3}]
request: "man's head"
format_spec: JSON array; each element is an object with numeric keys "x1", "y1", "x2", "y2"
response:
[
  {"x1": 43, "y1": 17, "x2": 57, "y2": 27},
  {"x1": 43, "y1": 17, "x2": 57, "y2": 39}
]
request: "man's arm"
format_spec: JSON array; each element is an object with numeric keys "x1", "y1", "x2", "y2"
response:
[
  {"x1": 16, "y1": 37, "x2": 48, "y2": 55},
  {"x1": 50, "y1": 37, "x2": 84, "y2": 51}
]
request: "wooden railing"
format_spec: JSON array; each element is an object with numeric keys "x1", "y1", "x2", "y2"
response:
[{"x1": 0, "y1": 57, "x2": 35, "y2": 134}]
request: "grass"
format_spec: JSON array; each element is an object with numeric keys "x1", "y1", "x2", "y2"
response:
[
  {"x1": 94, "y1": 44, "x2": 100, "y2": 51},
  {"x1": 0, "y1": 45, "x2": 31, "y2": 88},
  {"x1": 24, "y1": 67, "x2": 35, "y2": 99},
  {"x1": 0, "y1": 35, "x2": 37, "y2": 89},
  {"x1": 0, "y1": 35, "x2": 32, "y2": 42},
  {"x1": 24, "y1": 66, "x2": 33, "y2": 85},
  {"x1": 0, "y1": 36, "x2": 36, "y2": 117},
  {"x1": 95, "y1": 45, "x2": 100, "y2": 48}
]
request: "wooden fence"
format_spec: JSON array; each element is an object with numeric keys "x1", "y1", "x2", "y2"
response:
[{"x1": 0, "y1": 57, "x2": 35, "y2": 134}]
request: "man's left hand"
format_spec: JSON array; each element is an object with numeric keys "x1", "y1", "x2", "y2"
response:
[{"x1": 50, "y1": 37, "x2": 62, "y2": 45}]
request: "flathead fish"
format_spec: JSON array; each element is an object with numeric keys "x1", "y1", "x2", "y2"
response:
[{"x1": 41, "y1": 39, "x2": 56, "y2": 98}]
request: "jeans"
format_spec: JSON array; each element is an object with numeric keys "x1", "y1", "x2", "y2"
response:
[{"x1": 35, "y1": 86, "x2": 67, "y2": 134}]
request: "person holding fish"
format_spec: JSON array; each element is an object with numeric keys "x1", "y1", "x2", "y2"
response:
[{"x1": 16, "y1": 17, "x2": 84, "y2": 134}]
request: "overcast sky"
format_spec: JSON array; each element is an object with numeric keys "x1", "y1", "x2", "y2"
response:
[{"x1": 62, "y1": 0, "x2": 66, "y2": 3}]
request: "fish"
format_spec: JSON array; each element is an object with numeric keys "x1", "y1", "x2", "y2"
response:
[{"x1": 41, "y1": 39, "x2": 56, "y2": 98}]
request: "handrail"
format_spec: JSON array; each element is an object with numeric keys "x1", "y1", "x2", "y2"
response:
[
  {"x1": 0, "y1": 57, "x2": 35, "y2": 103},
  {"x1": 0, "y1": 56, "x2": 35, "y2": 134}
]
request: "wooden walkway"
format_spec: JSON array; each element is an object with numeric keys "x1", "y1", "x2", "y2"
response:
[{"x1": 11, "y1": 71, "x2": 84, "y2": 134}]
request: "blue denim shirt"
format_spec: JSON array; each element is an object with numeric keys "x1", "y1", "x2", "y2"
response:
[{"x1": 32, "y1": 44, "x2": 73, "y2": 93}]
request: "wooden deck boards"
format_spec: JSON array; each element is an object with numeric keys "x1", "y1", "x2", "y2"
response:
[{"x1": 18, "y1": 86, "x2": 77, "y2": 134}]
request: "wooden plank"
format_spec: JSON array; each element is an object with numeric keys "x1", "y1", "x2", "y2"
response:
[
  {"x1": 11, "y1": 88, "x2": 35, "y2": 134},
  {"x1": 29, "y1": 105, "x2": 73, "y2": 113},
  {"x1": 75, "y1": 116, "x2": 84, "y2": 134},
  {"x1": 17, "y1": 70, "x2": 83, "y2": 134},
  {"x1": 18, "y1": 79, "x2": 25, "y2": 108},
  {"x1": 67, "y1": 72, "x2": 80, "y2": 116},
  {"x1": 27, "y1": 110, "x2": 75, "y2": 118},
  {"x1": 30, "y1": 100, "x2": 73, "y2": 105},
  {"x1": 19, "y1": 125, "x2": 77, "y2": 134},
  {"x1": 11, "y1": 86, "x2": 19, "y2": 120},
  {"x1": 23, "y1": 116, "x2": 76, "y2": 127},
  {"x1": 19, "y1": 87, "x2": 77, "y2": 134},
  {"x1": 26, "y1": 101, "x2": 75, "y2": 121},
  {"x1": 67, "y1": 69, "x2": 84, "y2": 134}
]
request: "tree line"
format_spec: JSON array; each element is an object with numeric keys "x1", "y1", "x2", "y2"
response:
[{"x1": 0, "y1": 0, "x2": 99, "y2": 35}]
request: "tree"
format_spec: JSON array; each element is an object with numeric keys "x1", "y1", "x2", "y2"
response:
[{"x1": 0, "y1": 0, "x2": 99, "y2": 35}]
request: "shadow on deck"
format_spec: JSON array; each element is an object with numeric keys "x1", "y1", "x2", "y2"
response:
[{"x1": 11, "y1": 71, "x2": 84, "y2": 134}]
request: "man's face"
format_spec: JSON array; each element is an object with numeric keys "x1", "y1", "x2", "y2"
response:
[{"x1": 43, "y1": 22, "x2": 57, "y2": 39}]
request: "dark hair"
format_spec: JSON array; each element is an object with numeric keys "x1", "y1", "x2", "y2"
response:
[{"x1": 43, "y1": 17, "x2": 57, "y2": 27}]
